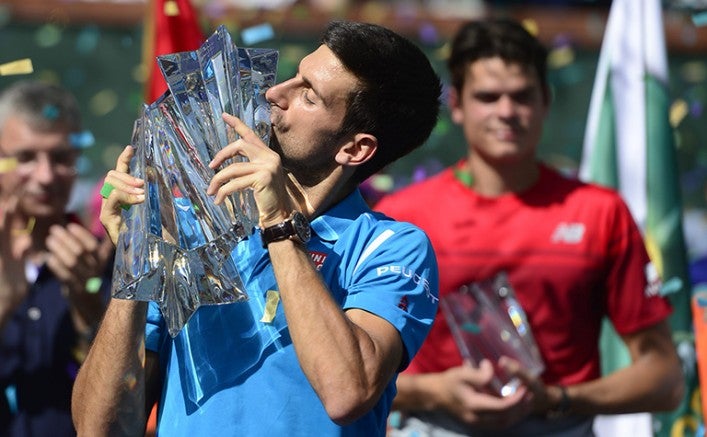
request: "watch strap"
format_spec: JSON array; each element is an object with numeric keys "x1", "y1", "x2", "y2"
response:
[
  {"x1": 546, "y1": 385, "x2": 571, "y2": 419},
  {"x1": 261, "y1": 220, "x2": 294, "y2": 247},
  {"x1": 260, "y1": 211, "x2": 310, "y2": 248}
]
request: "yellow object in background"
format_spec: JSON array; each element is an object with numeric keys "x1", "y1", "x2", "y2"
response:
[
  {"x1": 163, "y1": 0, "x2": 180, "y2": 16},
  {"x1": 0, "y1": 58, "x2": 34, "y2": 76},
  {"x1": 0, "y1": 157, "x2": 18, "y2": 173}
]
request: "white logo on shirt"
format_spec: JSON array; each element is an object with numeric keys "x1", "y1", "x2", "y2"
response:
[
  {"x1": 551, "y1": 222, "x2": 585, "y2": 244},
  {"x1": 309, "y1": 251, "x2": 327, "y2": 271},
  {"x1": 644, "y1": 262, "x2": 662, "y2": 297},
  {"x1": 376, "y1": 265, "x2": 437, "y2": 303}
]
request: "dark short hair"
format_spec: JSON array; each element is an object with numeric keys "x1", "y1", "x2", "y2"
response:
[
  {"x1": 322, "y1": 21, "x2": 442, "y2": 185},
  {"x1": 0, "y1": 80, "x2": 82, "y2": 134},
  {"x1": 447, "y1": 19, "x2": 548, "y2": 93}
]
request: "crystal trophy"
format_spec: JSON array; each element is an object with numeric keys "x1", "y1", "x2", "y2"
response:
[
  {"x1": 440, "y1": 272, "x2": 544, "y2": 397},
  {"x1": 111, "y1": 25, "x2": 279, "y2": 337}
]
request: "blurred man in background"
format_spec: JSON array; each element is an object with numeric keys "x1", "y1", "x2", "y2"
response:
[
  {"x1": 0, "y1": 80, "x2": 112, "y2": 436},
  {"x1": 377, "y1": 18, "x2": 683, "y2": 436}
]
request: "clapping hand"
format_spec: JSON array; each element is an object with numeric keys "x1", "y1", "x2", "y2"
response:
[
  {"x1": 0, "y1": 191, "x2": 30, "y2": 327},
  {"x1": 45, "y1": 222, "x2": 114, "y2": 329}
]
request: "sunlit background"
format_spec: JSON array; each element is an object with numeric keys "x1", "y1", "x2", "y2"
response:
[
  {"x1": 1, "y1": 2, "x2": 707, "y2": 435},
  {"x1": 0, "y1": 0, "x2": 706, "y2": 256}
]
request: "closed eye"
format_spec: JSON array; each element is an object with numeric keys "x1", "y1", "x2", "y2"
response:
[
  {"x1": 303, "y1": 89, "x2": 316, "y2": 105},
  {"x1": 474, "y1": 92, "x2": 501, "y2": 103},
  {"x1": 473, "y1": 87, "x2": 536, "y2": 105},
  {"x1": 509, "y1": 89, "x2": 535, "y2": 105}
]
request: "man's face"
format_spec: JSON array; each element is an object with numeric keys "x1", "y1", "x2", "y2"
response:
[
  {"x1": 265, "y1": 44, "x2": 359, "y2": 186},
  {"x1": 451, "y1": 57, "x2": 549, "y2": 165},
  {"x1": 0, "y1": 115, "x2": 78, "y2": 218}
]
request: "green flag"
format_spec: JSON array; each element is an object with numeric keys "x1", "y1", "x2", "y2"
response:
[{"x1": 579, "y1": 0, "x2": 696, "y2": 435}]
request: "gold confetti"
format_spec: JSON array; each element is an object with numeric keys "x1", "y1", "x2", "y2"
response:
[
  {"x1": 0, "y1": 157, "x2": 18, "y2": 173},
  {"x1": 670, "y1": 99, "x2": 688, "y2": 128},
  {"x1": 521, "y1": 19, "x2": 539, "y2": 37},
  {"x1": 548, "y1": 46, "x2": 575, "y2": 69},
  {"x1": 12, "y1": 217, "x2": 35, "y2": 236},
  {"x1": 260, "y1": 290, "x2": 280, "y2": 323},
  {"x1": 164, "y1": 0, "x2": 180, "y2": 16},
  {"x1": 0, "y1": 58, "x2": 33, "y2": 76}
]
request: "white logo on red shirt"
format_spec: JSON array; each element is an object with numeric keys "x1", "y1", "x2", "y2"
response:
[
  {"x1": 644, "y1": 262, "x2": 662, "y2": 297},
  {"x1": 551, "y1": 222, "x2": 585, "y2": 244}
]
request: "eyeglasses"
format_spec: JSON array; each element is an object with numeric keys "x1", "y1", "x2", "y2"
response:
[{"x1": 0, "y1": 148, "x2": 79, "y2": 176}]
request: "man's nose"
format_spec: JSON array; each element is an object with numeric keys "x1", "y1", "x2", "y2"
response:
[
  {"x1": 265, "y1": 78, "x2": 294, "y2": 109},
  {"x1": 33, "y1": 154, "x2": 58, "y2": 184},
  {"x1": 497, "y1": 95, "x2": 517, "y2": 118}
]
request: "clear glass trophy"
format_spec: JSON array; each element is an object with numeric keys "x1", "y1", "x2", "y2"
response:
[
  {"x1": 111, "y1": 26, "x2": 279, "y2": 337},
  {"x1": 440, "y1": 272, "x2": 545, "y2": 397}
]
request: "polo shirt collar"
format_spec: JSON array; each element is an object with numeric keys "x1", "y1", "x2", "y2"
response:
[{"x1": 310, "y1": 189, "x2": 370, "y2": 243}]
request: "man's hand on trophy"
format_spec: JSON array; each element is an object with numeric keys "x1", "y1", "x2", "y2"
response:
[
  {"x1": 208, "y1": 113, "x2": 295, "y2": 230},
  {"x1": 99, "y1": 145, "x2": 145, "y2": 245}
]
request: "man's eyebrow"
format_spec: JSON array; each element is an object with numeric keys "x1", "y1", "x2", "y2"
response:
[
  {"x1": 296, "y1": 58, "x2": 335, "y2": 107},
  {"x1": 299, "y1": 70, "x2": 326, "y2": 104},
  {"x1": 472, "y1": 84, "x2": 535, "y2": 97},
  {"x1": 509, "y1": 85, "x2": 535, "y2": 96}
]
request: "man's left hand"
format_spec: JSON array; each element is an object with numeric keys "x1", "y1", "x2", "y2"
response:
[{"x1": 45, "y1": 223, "x2": 112, "y2": 327}]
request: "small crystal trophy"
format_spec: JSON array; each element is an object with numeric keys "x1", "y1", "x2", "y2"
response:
[
  {"x1": 111, "y1": 26, "x2": 279, "y2": 337},
  {"x1": 440, "y1": 272, "x2": 545, "y2": 397}
]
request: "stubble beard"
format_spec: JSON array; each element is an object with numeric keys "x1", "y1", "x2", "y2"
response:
[{"x1": 269, "y1": 128, "x2": 341, "y2": 188}]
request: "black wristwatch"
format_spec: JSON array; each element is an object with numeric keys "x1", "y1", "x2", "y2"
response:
[
  {"x1": 260, "y1": 211, "x2": 311, "y2": 248},
  {"x1": 546, "y1": 385, "x2": 571, "y2": 419}
]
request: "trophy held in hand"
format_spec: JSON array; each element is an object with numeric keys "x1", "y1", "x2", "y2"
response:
[{"x1": 441, "y1": 272, "x2": 545, "y2": 397}]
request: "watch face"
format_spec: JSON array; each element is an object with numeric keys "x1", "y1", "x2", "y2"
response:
[{"x1": 292, "y1": 212, "x2": 311, "y2": 243}]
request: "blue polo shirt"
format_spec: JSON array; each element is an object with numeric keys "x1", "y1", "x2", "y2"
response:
[{"x1": 146, "y1": 189, "x2": 439, "y2": 436}]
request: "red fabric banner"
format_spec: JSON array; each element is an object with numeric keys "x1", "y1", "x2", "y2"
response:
[{"x1": 143, "y1": 0, "x2": 206, "y2": 103}]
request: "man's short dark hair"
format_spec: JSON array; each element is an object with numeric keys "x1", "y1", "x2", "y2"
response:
[
  {"x1": 447, "y1": 19, "x2": 549, "y2": 94},
  {"x1": 322, "y1": 21, "x2": 442, "y2": 185}
]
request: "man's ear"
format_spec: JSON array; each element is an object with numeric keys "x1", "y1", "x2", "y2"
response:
[
  {"x1": 335, "y1": 133, "x2": 377, "y2": 166},
  {"x1": 449, "y1": 87, "x2": 463, "y2": 125}
]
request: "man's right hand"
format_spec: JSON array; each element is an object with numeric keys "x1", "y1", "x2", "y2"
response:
[{"x1": 207, "y1": 113, "x2": 300, "y2": 229}]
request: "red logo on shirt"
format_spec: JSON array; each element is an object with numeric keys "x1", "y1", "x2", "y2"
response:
[
  {"x1": 309, "y1": 251, "x2": 328, "y2": 270},
  {"x1": 398, "y1": 296, "x2": 409, "y2": 312}
]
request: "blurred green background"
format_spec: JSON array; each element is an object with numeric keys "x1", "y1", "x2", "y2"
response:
[{"x1": 1, "y1": 1, "x2": 705, "y2": 254}]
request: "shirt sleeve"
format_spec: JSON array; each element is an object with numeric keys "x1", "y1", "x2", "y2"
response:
[
  {"x1": 604, "y1": 195, "x2": 672, "y2": 335},
  {"x1": 341, "y1": 221, "x2": 439, "y2": 369}
]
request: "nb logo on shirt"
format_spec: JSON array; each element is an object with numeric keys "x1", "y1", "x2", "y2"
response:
[{"x1": 551, "y1": 222, "x2": 585, "y2": 244}]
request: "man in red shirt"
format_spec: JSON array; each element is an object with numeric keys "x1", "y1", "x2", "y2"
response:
[{"x1": 376, "y1": 18, "x2": 683, "y2": 436}]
